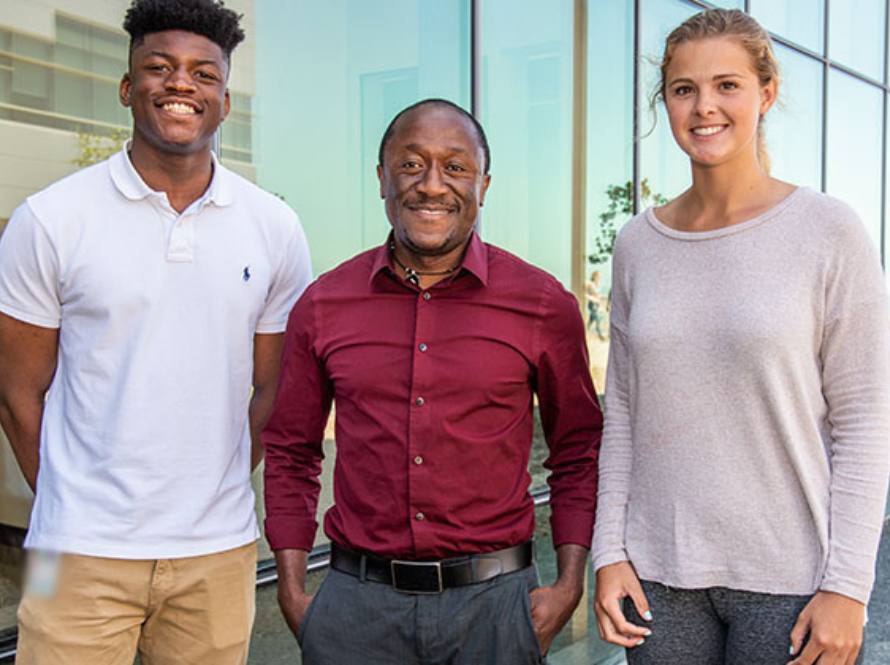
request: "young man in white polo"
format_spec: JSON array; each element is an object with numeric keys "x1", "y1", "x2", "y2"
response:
[{"x1": 0, "y1": 1, "x2": 311, "y2": 662}]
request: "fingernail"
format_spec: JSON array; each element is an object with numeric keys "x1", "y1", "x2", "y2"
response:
[
  {"x1": 643, "y1": 610, "x2": 653, "y2": 621},
  {"x1": 644, "y1": 629, "x2": 652, "y2": 637},
  {"x1": 636, "y1": 638, "x2": 646, "y2": 646},
  {"x1": 789, "y1": 644, "x2": 796, "y2": 656}
]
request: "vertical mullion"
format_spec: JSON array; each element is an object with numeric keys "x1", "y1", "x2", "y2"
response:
[
  {"x1": 821, "y1": 0, "x2": 830, "y2": 193},
  {"x1": 632, "y1": 0, "x2": 641, "y2": 214},
  {"x1": 571, "y1": 0, "x2": 588, "y2": 302},
  {"x1": 882, "y1": 0, "x2": 889, "y2": 265},
  {"x1": 470, "y1": 0, "x2": 483, "y2": 234}
]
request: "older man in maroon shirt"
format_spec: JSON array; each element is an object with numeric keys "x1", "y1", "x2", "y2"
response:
[{"x1": 263, "y1": 98, "x2": 602, "y2": 665}]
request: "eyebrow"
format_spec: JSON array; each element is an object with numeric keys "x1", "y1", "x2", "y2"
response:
[
  {"x1": 668, "y1": 73, "x2": 743, "y2": 86},
  {"x1": 403, "y1": 143, "x2": 470, "y2": 156},
  {"x1": 144, "y1": 51, "x2": 221, "y2": 68}
]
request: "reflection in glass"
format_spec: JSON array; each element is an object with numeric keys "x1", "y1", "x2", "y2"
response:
[
  {"x1": 480, "y1": 0, "x2": 575, "y2": 286},
  {"x1": 586, "y1": 0, "x2": 633, "y2": 390},
  {"x1": 639, "y1": 0, "x2": 698, "y2": 202},
  {"x1": 826, "y1": 70, "x2": 883, "y2": 250},
  {"x1": 253, "y1": 1, "x2": 470, "y2": 276},
  {"x1": 750, "y1": 0, "x2": 824, "y2": 53},
  {"x1": 828, "y1": 0, "x2": 885, "y2": 82},
  {"x1": 766, "y1": 44, "x2": 822, "y2": 189}
]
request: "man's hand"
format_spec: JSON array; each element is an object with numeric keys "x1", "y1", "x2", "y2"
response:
[
  {"x1": 594, "y1": 560, "x2": 652, "y2": 647},
  {"x1": 529, "y1": 578, "x2": 583, "y2": 653},
  {"x1": 788, "y1": 591, "x2": 865, "y2": 665},
  {"x1": 277, "y1": 581, "x2": 314, "y2": 638},
  {"x1": 528, "y1": 543, "x2": 588, "y2": 654},
  {"x1": 274, "y1": 548, "x2": 312, "y2": 639}
]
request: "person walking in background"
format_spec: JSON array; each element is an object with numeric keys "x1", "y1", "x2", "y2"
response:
[
  {"x1": 0, "y1": 1, "x2": 311, "y2": 662},
  {"x1": 263, "y1": 98, "x2": 602, "y2": 665},
  {"x1": 592, "y1": 9, "x2": 890, "y2": 665}
]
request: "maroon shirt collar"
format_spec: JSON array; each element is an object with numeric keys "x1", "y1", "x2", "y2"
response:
[{"x1": 368, "y1": 231, "x2": 490, "y2": 289}]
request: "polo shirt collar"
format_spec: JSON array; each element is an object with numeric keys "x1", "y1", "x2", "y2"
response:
[
  {"x1": 369, "y1": 230, "x2": 489, "y2": 288},
  {"x1": 108, "y1": 142, "x2": 234, "y2": 207}
]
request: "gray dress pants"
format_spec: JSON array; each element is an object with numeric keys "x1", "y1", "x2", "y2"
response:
[{"x1": 298, "y1": 566, "x2": 546, "y2": 665}]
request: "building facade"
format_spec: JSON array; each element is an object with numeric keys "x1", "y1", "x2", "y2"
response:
[{"x1": 0, "y1": 0, "x2": 888, "y2": 661}]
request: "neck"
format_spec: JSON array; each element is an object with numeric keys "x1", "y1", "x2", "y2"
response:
[
  {"x1": 390, "y1": 236, "x2": 470, "y2": 289},
  {"x1": 680, "y1": 150, "x2": 773, "y2": 228},
  {"x1": 129, "y1": 136, "x2": 214, "y2": 213}
]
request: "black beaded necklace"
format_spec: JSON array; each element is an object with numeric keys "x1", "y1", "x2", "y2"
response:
[{"x1": 389, "y1": 242, "x2": 459, "y2": 286}]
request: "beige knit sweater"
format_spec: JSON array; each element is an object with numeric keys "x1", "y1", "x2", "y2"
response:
[{"x1": 591, "y1": 187, "x2": 890, "y2": 604}]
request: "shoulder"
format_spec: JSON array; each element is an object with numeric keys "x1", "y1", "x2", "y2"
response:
[
  {"x1": 301, "y1": 246, "x2": 379, "y2": 299},
  {"x1": 25, "y1": 160, "x2": 112, "y2": 227},
  {"x1": 790, "y1": 188, "x2": 876, "y2": 257},
  {"x1": 611, "y1": 211, "x2": 650, "y2": 259},
  {"x1": 486, "y1": 243, "x2": 578, "y2": 313}
]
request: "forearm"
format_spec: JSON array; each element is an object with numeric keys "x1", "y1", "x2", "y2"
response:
[
  {"x1": 553, "y1": 543, "x2": 589, "y2": 597},
  {"x1": 276, "y1": 547, "x2": 310, "y2": 593},
  {"x1": 0, "y1": 392, "x2": 43, "y2": 491},
  {"x1": 248, "y1": 384, "x2": 277, "y2": 471}
]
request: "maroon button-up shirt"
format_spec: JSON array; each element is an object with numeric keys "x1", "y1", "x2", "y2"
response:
[{"x1": 263, "y1": 233, "x2": 602, "y2": 558}]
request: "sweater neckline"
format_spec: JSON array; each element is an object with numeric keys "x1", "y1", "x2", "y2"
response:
[{"x1": 645, "y1": 186, "x2": 805, "y2": 241}]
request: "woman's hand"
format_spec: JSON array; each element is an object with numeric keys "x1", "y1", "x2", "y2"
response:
[
  {"x1": 594, "y1": 561, "x2": 653, "y2": 647},
  {"x1": 788, "y1": 590, "x2": 865, "y2": 665}
]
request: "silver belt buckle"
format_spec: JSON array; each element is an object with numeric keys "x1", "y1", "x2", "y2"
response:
[{"x1": 390, "y1": 559, "x2": 444, "y2": 594}]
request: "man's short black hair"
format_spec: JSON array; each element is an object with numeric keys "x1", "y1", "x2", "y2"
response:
[
  {"x1": 123, "y1": 0, "x2": 245, "y2": 63},
  {"x1": 378, "y1": 99, "x2": 491, "y2": 175}
]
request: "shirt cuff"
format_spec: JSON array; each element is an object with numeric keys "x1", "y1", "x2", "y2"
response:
[
  {"x1": 550, "y1": 507, "x2": 595, "y2": 550},
  {"x1": 819, "y1": 576, "x2": 872, "y2": 606},
  {"x1": 591, "y1": 548, "x2": 629, "y2": 573},
  {"x1": 264, "y1": 515, "x2": 318, "y2": 552}
]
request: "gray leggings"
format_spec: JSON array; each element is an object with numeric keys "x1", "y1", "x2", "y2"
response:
[{"x1": 622, "y1": 580, "x2": 865, "y2": 665}]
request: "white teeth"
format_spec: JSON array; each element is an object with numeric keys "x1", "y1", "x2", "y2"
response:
[
  {"x1": 692, "y1": 125, "x2": 725, "y2": 136},
  {"x1": 163, "y1": 102, "x2": 196, "y2": 115}
]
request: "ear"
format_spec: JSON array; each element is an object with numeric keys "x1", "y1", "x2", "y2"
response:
[
  {"x1": 377, "y1": 163, "x2": 386, "y2": 199},
  {"x1": 119, "y1": 73, "x2": 132, "y2": 108},
  {"x1": 478, "y1": 173, "x2": 492, "y2": 207},
  {"x1": 759, "y1": 78, "x2": 778, "y2": 116},
  {"x1": 222, "y1": 88, "x2": 231, "y2": 122}
]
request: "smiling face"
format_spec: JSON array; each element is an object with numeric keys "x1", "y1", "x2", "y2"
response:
[
  {"x1": 120, "y1": 29, "x2": 230, "y2": 157},
  {"x1": 377, "y1": 105, "x2": 491, "y2": 258},
  {"x1": 663, "y1": 36, "x2": 776, "y2": 169}
]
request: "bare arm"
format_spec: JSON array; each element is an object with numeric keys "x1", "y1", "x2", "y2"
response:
[
  {"x1": 0, "y1": 312, "x2": 58, "y2": 491},
  {"x1": 275, "y1": 547, "x2": 313, "y2": 638},
  {"x1": 529, "y1": 543, "x2": 590, "y2": 654},
  {"x1": 249, "y1": 332, "x2": 285, "y2": 471}
]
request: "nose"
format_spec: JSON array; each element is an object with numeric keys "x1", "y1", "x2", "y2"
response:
[
  {"x1": 693, "y1": 88, "x2": 717, "y2": 117},
  {"x1": 164, "y1": 66, "x2": 196, "y2": 93},
  {"x1": 416, "y1": 164, "x2": 448, "y2": 197}
]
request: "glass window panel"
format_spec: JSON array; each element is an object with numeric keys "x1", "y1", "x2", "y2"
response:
[
  {"x1": 765, "y1": 44, "x2": 822, "y2": 189},
  {"x1": 709, "y1": 0, "x2": 744, "y2": 8},
  {"x1": 750, "y1": 0, "x2": 825, "y2": 53},
  {"x1": 826, "y1": 70, "x2": 883, "y2": 250},
  {"x1": 586, "y1": 0, "x2": 633, "y2": 390},
  {"x1": 479, "y1": 0, "x2": 574, "y2": 287},
  {"x1": 639, "y1": 0, "x2": 699, "y2": 202},
  {"x1": 248, "y1": 0, "x2": 470, "y2": 276},
  {"x1": 829, "y1": 0, "x2": 885, "y2": 82}
]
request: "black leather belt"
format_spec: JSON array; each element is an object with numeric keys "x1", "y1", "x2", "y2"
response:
[{"x1": 329, "y1": 541, "x2": 534, "y2": 594}]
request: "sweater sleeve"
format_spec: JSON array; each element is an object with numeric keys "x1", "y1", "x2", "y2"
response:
[
  {"x1": 591, "y1": 235, "x2": 634, "y2": 571},
  {"x1": 819, "y1": 215, "x2": 890, "y2": 605}
]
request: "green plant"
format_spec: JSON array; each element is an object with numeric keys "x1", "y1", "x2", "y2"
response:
[
  {"x1": 588, "y1": 178, "x2": 667, "y2": 265},
  {"x1": 73, "y1": 128, "x2": 130, "y2": 167}
]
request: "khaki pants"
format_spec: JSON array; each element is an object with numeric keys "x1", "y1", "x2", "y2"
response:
[{"x1": 16, "y1": 542, "x2": 257, "y2": 665}]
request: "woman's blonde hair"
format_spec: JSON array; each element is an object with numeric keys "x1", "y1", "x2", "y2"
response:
[{"x1": 654, "y1": 9, "x2": 780, "y2": 171}]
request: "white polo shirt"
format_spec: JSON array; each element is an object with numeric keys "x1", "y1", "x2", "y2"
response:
[{"x1": 0, "y1": 147, "x2": 312, "y2": 559}]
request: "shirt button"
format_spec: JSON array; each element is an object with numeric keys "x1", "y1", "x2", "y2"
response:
[
  {"x1": 418, "y1": 343, "x2": 428, "y2": 352},
  {"x1": 415, "y1": 512, "x2": 425, "y2": 521},
  {"x1": 414, "y1": 456, "x2": 424, "y2": 465},
  {"x1": 415, "y1": 397, "x2": 425, "y2": 406},
  {"x1": 422, "y1": 292, "x2": 431, "y2": 301}
]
